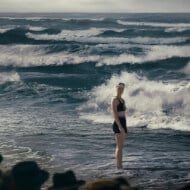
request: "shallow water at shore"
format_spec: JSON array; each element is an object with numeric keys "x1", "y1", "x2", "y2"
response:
[{"x1": 0, "y1": 102, "x2": 189, "y2": 190}]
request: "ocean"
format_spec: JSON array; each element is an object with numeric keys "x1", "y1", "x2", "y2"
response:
[{"x1": 0, "y1": 13, "x2": 190, "y2": 189}]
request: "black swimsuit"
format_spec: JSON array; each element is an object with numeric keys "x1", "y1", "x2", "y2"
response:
[{"x1": 112, "y1": 98, "x2": 127, "y2": 134}]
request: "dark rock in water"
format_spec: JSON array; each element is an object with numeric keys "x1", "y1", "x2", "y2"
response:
[
  {"x1": 129, "y1": 124, "x2": 148, "y2": 129},
  {"x1": 139, "y1": 125, "x2": 148, "y2": 129}
]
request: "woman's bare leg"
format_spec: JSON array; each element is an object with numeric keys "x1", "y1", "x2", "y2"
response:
[{"x1": 115, "y1": 133, "x2": 125, "y2": 169}]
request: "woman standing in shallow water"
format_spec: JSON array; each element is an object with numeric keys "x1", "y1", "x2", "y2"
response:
[{"x1": 111, "y1": 82, "x2": 128, "y2": 169}]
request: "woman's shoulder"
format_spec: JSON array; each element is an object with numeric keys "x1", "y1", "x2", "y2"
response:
[
  {"x1": 112, "y1": 96, "x2": 118, "y2": 100},
  {"x1": 111, "y1": 96, "x2": 118, "y2": 102}
]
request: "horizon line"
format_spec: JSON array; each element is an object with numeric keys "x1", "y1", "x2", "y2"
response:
[{"x1": 0, "y1": 11, "x2": 190, "y2": 14}]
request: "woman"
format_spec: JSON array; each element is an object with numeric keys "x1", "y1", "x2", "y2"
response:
[{"x1": 111, "y1": 82, "x2": 127, "y2": 170}]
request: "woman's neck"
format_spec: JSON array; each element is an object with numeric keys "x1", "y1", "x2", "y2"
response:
[{"x1": 116, "y1": 94, "x2": 121, "y2": 98}]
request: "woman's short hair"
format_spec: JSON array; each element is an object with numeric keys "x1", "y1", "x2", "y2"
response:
[{"x1": 116, "y1": 82, "x2": 125, "y2": 88}]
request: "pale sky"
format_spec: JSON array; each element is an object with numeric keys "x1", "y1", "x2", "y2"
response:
[{"x1": 0, "y1": 0, "x2": 190, "y2": 13}]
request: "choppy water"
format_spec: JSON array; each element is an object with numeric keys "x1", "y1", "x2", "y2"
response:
[{"x1": 0, "y1": 13, "x2": 190, "y2": 189}]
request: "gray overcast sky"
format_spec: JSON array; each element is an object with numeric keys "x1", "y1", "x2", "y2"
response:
[{"x1": 0, "y1": 0, "x2": 190, "y2": 13}]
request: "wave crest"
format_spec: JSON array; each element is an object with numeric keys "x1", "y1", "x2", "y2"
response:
[
  {"x1": 79, "y1": 71, "x2": 190, "y2": 131},
  {"x1": 0, "y1": 72, "x2": 20, "y2": 84},
  {"x1": 0, "y1": 45, "x2": 189, "y2": 68}
]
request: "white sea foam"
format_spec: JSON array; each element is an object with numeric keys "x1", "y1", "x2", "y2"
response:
[
  {"x1": 0, "y1": 28, "x2": 11, "y2": 33},
  {"x1": 78, "y1": 71, "x2": 190, "y2": 131},
  {"x1": 0, "y1": 16, "x2": 105, "y2": 21},
  {"x1": 182, "y1": 61, "x2": 190, "y2": 76},
  {"x1": 0, "y1": 72, "x2": 20, "y2": 84},
  {"x1": 0, "y1": 17, "x2": 46, "y2": 21},
  {"x1": 26, "y1": 28, "x2": 126, "y2": 41},
  {"x1": 0, "y1": 45, "x2": 100, "y2": 67},
  {"x1": 126, "y1": 37, "x2": 187, "y2": 44},
  {"x1": 26, "y1": 28, "x2": 104, "y2": 40},
  {"x1": 26, "y1": 29, "x2": 188, "y2": 45},
  {"x1": 0, "y1": 45, "x2": 189, "y2": 68},
  {"x1": 97, "y1": 45, "x2": 190, "y2": 66},
  {"x1": 28, "y1": 26, "x2": 46, "y2": 31},
  {"x1": 165, "y1": 27, "x2": 190, "y2": 33},
  {"x1": 117, "y1": 20, "x2": 190, "y2": 28},
  {"x1": 61, "y1": 17, "x2": 105, "y2": 21},
  {"x1": 0, "y1": 26, "x2": 15, "y2": 33},
  {"x1": 24, "y1": 17, "x2": 51, "y2": 21},
  {"x1": 0, "y1": 25, "x2": 46, "y2": 33}
]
